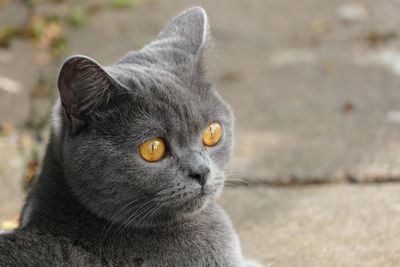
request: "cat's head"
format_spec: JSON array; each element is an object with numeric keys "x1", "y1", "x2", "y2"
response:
[{"x1": 54, "y1": 7, "x2": 234, "y2": 226}]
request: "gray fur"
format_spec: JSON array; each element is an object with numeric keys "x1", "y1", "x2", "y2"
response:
[{"x1": 0, "y1": 7, "x2": 260, "y2": 267}]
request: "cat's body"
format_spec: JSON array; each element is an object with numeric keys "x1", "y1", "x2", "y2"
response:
[{"x1": 0, "y1": 7, "x2": 261, "y2": 267}]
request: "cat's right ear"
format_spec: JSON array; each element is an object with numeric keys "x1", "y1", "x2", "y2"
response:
[{"x1": 57, "y1": 56, "x2": 117, "y2": 133}]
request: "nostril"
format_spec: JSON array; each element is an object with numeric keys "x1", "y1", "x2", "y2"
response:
[
  {"x1": 189, "y1": 172, "x2": 201, "y2": 180},
  {"x1": 189, "y1": 167, "x2": 210, "y2": 186}
]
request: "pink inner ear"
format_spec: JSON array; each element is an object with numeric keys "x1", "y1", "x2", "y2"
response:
[
  {"x1": 59, "y1": 78, "x2": 77, "y2": 107},
  {"x1": 57, "y1": 56, "x2": 118, "y2": 121},
  {"x1": 58, "y1": 62, "x2": 80, "y2": 118}
]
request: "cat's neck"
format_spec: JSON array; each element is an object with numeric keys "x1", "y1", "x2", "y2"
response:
[{"x1": 21, "y1": 135, "x2": 108, "y2": 238}]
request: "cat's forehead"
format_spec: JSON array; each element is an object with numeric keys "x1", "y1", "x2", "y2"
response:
[
  {"x1": 130, "y1": 71, "x2": 211, "y2": 128},
  {"x1": 108, "y1": 60, "x2": 209, "y2": 107},
  {"x1": 106, "y1": 66, "x2": 227, "y2": 139},
  {"x1": 103, "y1": 53, "x2": 231, "y2": 140},
  {"x1": 110, "y1": 51, "x2": 197, "y2": 90}
]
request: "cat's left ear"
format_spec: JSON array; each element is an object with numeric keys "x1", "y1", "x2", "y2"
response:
[
  {"x1": 156, "y1": 7, "x2": 210, "y2": 56},
  {"x1": 145, "y1": 7, "x2": 210, "y2": 63}
]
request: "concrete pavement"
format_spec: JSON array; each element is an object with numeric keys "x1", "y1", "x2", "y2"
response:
[{"x1": 221, "y1": 184, "x2": 400, "y2": 267}]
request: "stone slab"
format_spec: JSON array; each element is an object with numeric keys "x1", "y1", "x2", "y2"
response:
[{"x1": 220, "y1": 184, "x2": 400, "y2": 267}]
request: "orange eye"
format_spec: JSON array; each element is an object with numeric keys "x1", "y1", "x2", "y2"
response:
[
  {"x1": 202, "y1": 122, "x2": 222, "y2": 146},
  {"x1": 139, "y1": 137, "x2": 166, "y2": 162}
]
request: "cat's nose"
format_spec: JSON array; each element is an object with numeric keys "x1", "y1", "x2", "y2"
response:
[{"x1": 188, "y1": 165, "x2": 210, "y2": 186}]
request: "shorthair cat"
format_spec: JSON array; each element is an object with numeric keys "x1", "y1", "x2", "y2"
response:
[{"x1": 0, "y1": 7, "x2": 262, "y2": 267}]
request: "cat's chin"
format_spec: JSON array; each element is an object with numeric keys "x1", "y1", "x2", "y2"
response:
[
  {"x1": 177, "y1": 195, "x2": 209, "y2": 214},
  {"x1": 172, "y1": 186, "x2": 221, "y2": 215}
]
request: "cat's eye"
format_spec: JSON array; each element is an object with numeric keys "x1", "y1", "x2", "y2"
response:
[
  {"x1": 202, "y1": 122, "x2": 222, "y2": 146},
  {"x1": 139, "y1": 137, "x2": 166, "y2": 162}
]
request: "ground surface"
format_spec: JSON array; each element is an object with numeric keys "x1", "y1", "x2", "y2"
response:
[
  {"x1": 1, "y1": 0, "x2": 400, "y2": 266},
  {"x1": 221, "y1": 184, "x2": 400, "y2": 267}
]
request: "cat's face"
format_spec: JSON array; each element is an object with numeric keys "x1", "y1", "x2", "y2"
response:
[{"x1": 55, "y1": 8, "x2": 234, "y2": 226}]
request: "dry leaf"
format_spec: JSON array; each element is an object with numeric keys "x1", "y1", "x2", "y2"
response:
[
  {"x1": 0, "y1": 122, "x2": 15, "y2": 136},
  {"x1": 367, "y1": 31, "x2": 397, "y2": 47},
  {"x1": 311, "y1": 19, "x2": 330, "y2": 36},
  {"x1": 342, "y1": 101, "x2": 355, "y2": 114},
  {"x1": 0, "y1": 214, "x2": 19, "y2": 231}
]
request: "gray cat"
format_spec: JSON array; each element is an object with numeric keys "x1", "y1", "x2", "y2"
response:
[{"x1": 0, "y1": 7, "x2": 262, "y2": 267}]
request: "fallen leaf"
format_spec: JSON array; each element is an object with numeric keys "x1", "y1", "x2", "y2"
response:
[
  {"x1": 341, "y1": 101, "x2": 355, "y2": 114},
  {"x1": 323, "y1": 61, "x2": 336, "y2": 74},
  {"x1": 311, "y1": 19, "x2": 330, "y2": 36},
  {"x1": 32, "y1": 78, "x2": 52, "y2": 98},
  {"x1": 0, "y1": 122, "x2": 15, "y2": 136},
  {"x1": 0, "y1": 26, "x2": 22, "y2": 48},
  {"x1": 23, "y1": 160, "x2": 39, "y2": 190},
  {"x1": 219, "y1": 71, "x2": 243, "y2": 82},
  {"x1": 109, "y1": 0, "x2": 138, "y2": 9},
  {"x1": 0, "y1": 0, "x2": 10, "y2": 7},
  {"x1": 0, "y1": 214, "x2": 19, "y2": 231},
  {"x1": 68, "y1": 5, "x2": 88, "y2": 27},
  {"x1": 366, "y1": 31, "x2": 397, "y2": 47}
]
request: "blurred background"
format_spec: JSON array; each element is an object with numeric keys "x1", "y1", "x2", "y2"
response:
[{"x1": 1, "y1": 0, "x2": 400, "y2": 266}]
